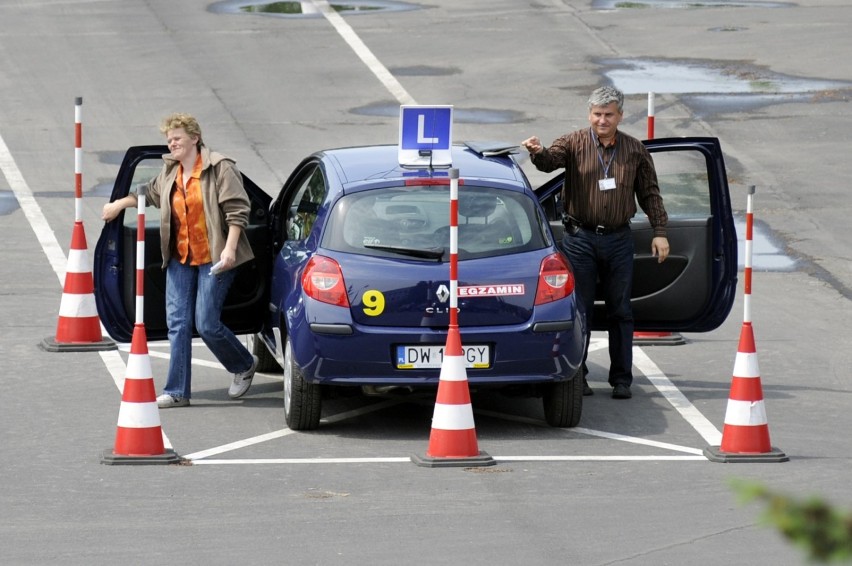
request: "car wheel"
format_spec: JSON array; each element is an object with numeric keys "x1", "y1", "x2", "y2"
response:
[
  {"x1": 542, "y1": 366, "x2": 583, "y2": 427},
  {"x1": 283, "y1": 337, "x2": 322, "y2": 430},
  {"x1": 247, "y1": 333, "x2": 281, "y2": 373}
]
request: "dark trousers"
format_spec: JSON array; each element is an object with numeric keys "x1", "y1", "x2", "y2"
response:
[{"x1": 561, "y1": 227, "x2": 635, "y2": 387}]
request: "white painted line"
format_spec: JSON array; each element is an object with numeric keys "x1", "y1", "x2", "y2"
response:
[
  {"x1": 572, "y1": 427, "x2": 704, "y2": 455},
  {"x1": 186, "y1": 398, "x2": 418, "y2": 461},
  {"x1": 183, "y1": 429, "x2": 298, "y2": 461},
  {"x1": 496, "y1": 455, "x2": 706, "y2": 462},
  {"x1": 185, "y1": 340, "x2": 715, "y2": 464},
  {"x1": 0, "y1": 130, "x2": 67, "y2": 284},
  {"x1": 0, "y1": 129, "x2": 174, "y2": 451},
  {"x1": 310, "y1": 0, "x2": 417, "y2": 106},
  {"x1": 633, "y1": 346, "x2": 723, "y2": 446},
  {"x1": 192, "y1": 458, "x2": 410, "y2": 465},
  {"x1": 191, "y1": 455, "x2": 705, "y2": 465}
]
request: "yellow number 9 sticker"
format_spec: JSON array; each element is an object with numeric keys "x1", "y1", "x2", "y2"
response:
[{"x1": 362, "y1": 289, "x2": 385, "y2": 317}]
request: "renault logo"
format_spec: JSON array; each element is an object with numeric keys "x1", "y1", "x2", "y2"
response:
[{"x1": 436, "y1": 284, "x2": 450, "y2": 303}]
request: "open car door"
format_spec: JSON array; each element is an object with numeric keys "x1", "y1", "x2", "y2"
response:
[
  {"x1": 94, "y1": 146, "x2": 272, "y2": 343},
  {"x1": 536, "y1": 137, "x2": 737, "y2": 333}
]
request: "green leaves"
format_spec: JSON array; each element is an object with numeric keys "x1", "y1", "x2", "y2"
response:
[{"x1": 732, "y1": 479, "x2": 852, "y2": 563}]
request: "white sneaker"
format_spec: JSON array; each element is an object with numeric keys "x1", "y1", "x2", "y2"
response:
[
  {"x1": 229, "y1": 355, "x2": 258, "y2": 399},
  {"x1": 157, "y1": 394, "x2": 189, "y2": 408}
]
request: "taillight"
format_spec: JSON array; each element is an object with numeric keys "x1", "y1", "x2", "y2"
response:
[
  {"x1": 534, "y1": 253, "x2": 574, "y2": 305},
  {"x1": 301, "y1": 256, "x2": 349, "y2": 307}
]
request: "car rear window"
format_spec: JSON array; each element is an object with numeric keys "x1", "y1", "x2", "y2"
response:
[{"x1": 322, "y1": 184, "x2": 547, "y2": 261}]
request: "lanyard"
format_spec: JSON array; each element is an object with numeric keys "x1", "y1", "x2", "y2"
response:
[{"x1": 590, "y1": 127, "x2": 616, "y2": 179}]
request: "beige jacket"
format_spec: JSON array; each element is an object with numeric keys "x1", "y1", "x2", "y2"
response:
[{"x1": 138, "y1": 146, "x2": 255, "y2": 269}]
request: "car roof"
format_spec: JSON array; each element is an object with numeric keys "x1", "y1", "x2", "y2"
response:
[{"x1": 318, "y1": 143, "x2": 526, "y2": 187}]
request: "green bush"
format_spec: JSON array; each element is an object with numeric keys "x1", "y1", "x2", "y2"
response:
[{"x1": 733, "y1": 480, "x2": 852, "y2": 563}]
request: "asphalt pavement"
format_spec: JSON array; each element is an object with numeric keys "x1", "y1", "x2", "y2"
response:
[{"x1": 1, "y1": 1, "x2": 851, "y2": 564}]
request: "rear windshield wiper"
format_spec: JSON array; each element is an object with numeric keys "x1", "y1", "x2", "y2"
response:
[{"x1": 364, "y1": 244, "x2": 445, "y2": 261}]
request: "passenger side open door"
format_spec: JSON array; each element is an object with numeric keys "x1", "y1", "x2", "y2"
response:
[{"x1": 536, "y1": 137, "x2": 737, "y2": 333}]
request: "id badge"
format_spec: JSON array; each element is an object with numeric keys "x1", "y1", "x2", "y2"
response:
[{"x1": 598, "y1": 177, "x2": 616, "y2": 191}]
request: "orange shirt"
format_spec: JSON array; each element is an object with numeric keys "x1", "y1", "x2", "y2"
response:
[{"x1": 171, "y1": 154, "x2": 213, "y2": 265}]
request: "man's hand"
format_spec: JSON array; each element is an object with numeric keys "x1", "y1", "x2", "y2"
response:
[
  {"x1": 651, "y1": 237, "x2": 670, "y2": 263},
  {"x1": 522, "y1": 136, "x2": 543, "y2": 154}
]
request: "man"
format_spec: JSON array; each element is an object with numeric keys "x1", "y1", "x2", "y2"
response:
[{"x1": 522, "y1": 86, "x2": 669, "y2": 399}]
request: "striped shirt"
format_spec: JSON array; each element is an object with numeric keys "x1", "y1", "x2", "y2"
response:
[{"x1": 531, "y1": 128, "x2": 668, "y2": 237}]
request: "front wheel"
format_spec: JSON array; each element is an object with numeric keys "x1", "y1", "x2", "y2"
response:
[
  {"x1": 542, "y1": 366, "x2": 583, "y2": 427},
  {"x1": 283, "y1": 337, "x2": 322, "y2": 430}
]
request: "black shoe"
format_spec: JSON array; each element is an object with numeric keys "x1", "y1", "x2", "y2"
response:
[
  {"x1": 612, "y1": 384, "x2": 632, "y2": 399},
  {"x1": 583, "y1": 377, "x2": 594, "y2": 396}
]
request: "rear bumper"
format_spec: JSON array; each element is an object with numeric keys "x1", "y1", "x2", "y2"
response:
[{"x1": 292, "y1": 318, "x2": 586, "y2": 387}]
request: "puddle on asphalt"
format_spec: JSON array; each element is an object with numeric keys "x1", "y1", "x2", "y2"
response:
[
  {"x1": 352, "y1": 102, "x2": 524, "y2": 124},
  {"x1": 735, "y1": 216, "x2": 797, "y2": 271},
  {"x1": 390, "y1": 65, "x2": 461, "y2": 77},
  {"x1": 599, "y1": 58, "x2": 852, "y2": 117},
  {"x1": 208, "y1": 0, "x2": 420, "y2": 17},
  {"x1": 592, "y1": 0, "x2": 793, "y2": 8},
  {"x1": 602, "y1": 59, "x2": 850, "y2": 96},
  {"x1": 0, "y1": 191, "x2": 17, "y2": 216}
]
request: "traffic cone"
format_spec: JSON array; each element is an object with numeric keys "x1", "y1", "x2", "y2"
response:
[
  {"x1": 412, "y1": 326, "x2": 494, "y2": 468},
  {"x1": 704, "y1": 322, "x2": 787, "y2": 463},
  {"x1": 40, "y1": 221, "x2": 115, "y2": 352},
  {"x1": 102, "y1": 323, "x2": 179, "y2": 465}
]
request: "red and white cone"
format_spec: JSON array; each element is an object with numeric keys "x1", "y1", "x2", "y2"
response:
[
  {"x1": 704, "y1": 322, "x2": 787, "y2": 462},
  {"x1": 102, "y1": 324, "x2": 179, "y2": 465},
  {"x1": 41, "y1": 221, "x2": 115, "y2": 352},
  {"x1": 412, "y1": 326, "x2": 494, "y2": 467}
]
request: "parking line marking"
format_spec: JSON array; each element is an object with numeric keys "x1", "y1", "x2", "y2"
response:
[
  {"x1": 311, "y1": 0, "x2": 417, "y2": 106},
  {"x1": 183, "y1": 429, "x2": 298, "y2": 461},
  {"x1": 0, "y1": 130, "x2": 67, "y2": 283},
  {"x1": 572, "y1": 427, "x2": 704, "y2": 455},
  {"x1": 0, "y1": 130, "x2": 174, "y2": 450},
  {"x1": 191, "y1": 455, "x2": 706, "y2": 465},
  {"x1": 633, "y1": 347, "x2": 723, "y2": 446}
]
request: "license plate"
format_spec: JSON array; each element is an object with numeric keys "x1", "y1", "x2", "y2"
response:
[{"x1": 395, "y1": 344, "x2": 491, "y2": 369}]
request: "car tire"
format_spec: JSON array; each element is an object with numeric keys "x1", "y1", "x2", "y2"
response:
[
  {"x1": 542, "y1": 366, "x2": 583, "y2": 427},
  {"x1": 247, "y1": 333, "x2": 281, "y2": 373},
  {"x1": 284, "y1": 337, "x2": 322, "y2": 431}
]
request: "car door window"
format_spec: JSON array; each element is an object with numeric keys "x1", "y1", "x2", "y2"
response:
[
  {"x1": 635, "y1": 149, "x2": 711, "y2": 219},
  {"x1": 123, "y1": 159, "x2": 163, "y2": 228},
  {"x1": 285, "y1": 167, "x2": 326, "y2": 242}
]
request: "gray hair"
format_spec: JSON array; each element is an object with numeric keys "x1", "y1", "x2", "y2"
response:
[{"x1": 588, "y1": 86, "x2": 624, "y2": 112}]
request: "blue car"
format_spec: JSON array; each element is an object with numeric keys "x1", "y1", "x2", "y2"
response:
[{"x1": 95, "y1": 138, "x2": 737, "y2": 431}]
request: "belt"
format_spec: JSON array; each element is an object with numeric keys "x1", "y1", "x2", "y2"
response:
[
  {"x1": 561, "y1": 215, "x2": 629, "y2": 236},
  {"x1": 579, "y1": 223, "x2": 628, "y2": 235}
]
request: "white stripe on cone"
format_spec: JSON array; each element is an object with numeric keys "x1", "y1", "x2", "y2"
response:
[
  {"x1": 117, "y1": 401, "x2": 162, "y2": 429},
  {"x1": 733, "y1": 352, "x2": 760, "y2": 378},
  {"x1": 66, "y1": 248, "x2": 91, "y2": 272},
  {"x1": 723, "y1": 399, "x2": 768, "y2": 427},
  {"x1": 58, "y1": 292, "x2": 98, "y2": 317},
  {"x1": 438, "y1": 354, "x2": 466, "y2": 382},
  {"x1": 125, "y1": 353, "x2": 153, "y2": 380},
  {"x1": 431, "y1": 403, "x2": 476, "y2": 431}
]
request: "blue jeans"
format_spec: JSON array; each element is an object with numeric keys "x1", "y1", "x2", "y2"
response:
[
  {"x1": 562, "y1": 227, "x2": 635, "y2": 387},
  {"x1": 163, "y1": 259, "x2": 254, "y2": 399}
]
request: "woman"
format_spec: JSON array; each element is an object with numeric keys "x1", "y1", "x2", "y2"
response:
[{"x1": 102, "y1": 113, "x2": 258, "y2": 407}]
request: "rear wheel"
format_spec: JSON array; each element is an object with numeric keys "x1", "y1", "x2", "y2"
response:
[
  {"x1": 247, "y1": 333, "x2": 281, "y2": 373},
  {"x1": 283, "y1": 337, "x2": 322, "y2": 430},
  {"x1": 542, "y1": 366, "x2": 583, "y2": 427}
]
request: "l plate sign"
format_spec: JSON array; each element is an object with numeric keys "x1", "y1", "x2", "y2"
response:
[{"x1": 398, "y1": 105, "x2": 453, "y2": 167}]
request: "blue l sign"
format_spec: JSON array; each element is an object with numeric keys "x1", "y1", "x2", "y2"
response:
[{"x1": 398, "y1": 105, "x2": 453, "y2": 167}]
